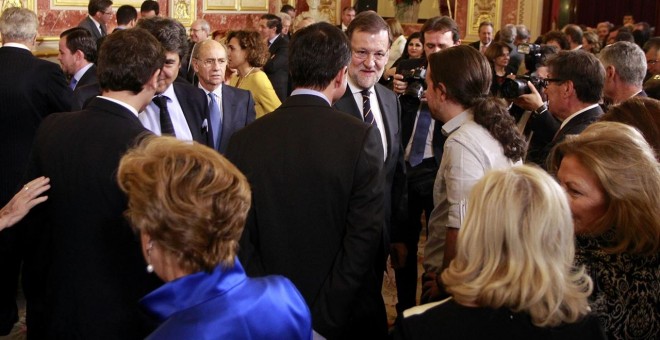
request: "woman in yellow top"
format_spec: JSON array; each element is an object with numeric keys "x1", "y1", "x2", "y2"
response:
[{"x1": 227, "y1": 30, "x2": 281, "y2": 118}]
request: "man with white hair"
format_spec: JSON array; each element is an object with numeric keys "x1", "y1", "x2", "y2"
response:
[
  {"x1": 0, "y1": 8, "x2": 70, "y2": 334},
  {"x1": 600, "y1": 41, "x2": 648, "y2": 105}
]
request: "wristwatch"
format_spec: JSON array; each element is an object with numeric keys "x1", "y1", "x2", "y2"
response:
[{"x1": 532, "y1": 103, "x2": 548, "y2": 116}]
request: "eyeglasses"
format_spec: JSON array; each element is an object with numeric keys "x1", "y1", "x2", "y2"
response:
[
  {"x1": 541, "y1": 78, "x2": 564, "y2": 88},
  {"x1": 647, "y1": 59, "x2": 658, "y2": 65},
  {"x1": 190, "y1": 28, "x2": 205, "y2": 33},
  {"x1": 352, "y1": 49, "x2": 387, "y2": 61},
  {"x1": 196, "y1": 58, "x2": 226, "y2": 67}
]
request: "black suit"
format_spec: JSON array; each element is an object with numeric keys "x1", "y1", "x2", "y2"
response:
[
  {"x1": 75, "y1": 64, "x2": 97, "y2": 89},
  {"x1": 541, "y1": 105, "x2": 603, "y2": 167},
  {"x1": 208, "y1": 85, "x2": 256, "y2": 154},
  {"x1": 23, "y1": 97, "x2": 161, "y2": 338},
  {"x1": 0, "y1": 46, "x2": 71, "y2": 334},
  {"x1": 71, "y1": 82, "x2": 101, "y2": 111},
  {"x1": 395, "y1": 97, "x2": 446, "y2": 313},
  {"x1": 468, "y1": 40, "x2": 481, "y2": 50},
  {"x1": 77, "y1": 16, "x2": 106, "y2": 41},
  {"x1": 171, "y1": 82, "x2": 212, "y2": 146},
  {"x1": 263, "y1": 34, "x2": 289, "y2": 102},
  {"x1": 227, "y1": 94, "x2": 387, "y2": 339},
  {"x1": 334, "y1": 83, "x2": 406, "y2": 257}
]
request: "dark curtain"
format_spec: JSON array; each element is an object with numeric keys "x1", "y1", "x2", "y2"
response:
[{"x1": 571, "y1": 0, "x2": 658, "y2": 32}]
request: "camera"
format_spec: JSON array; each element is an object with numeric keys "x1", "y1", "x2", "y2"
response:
[
  {"x1": 399, "y1": 66, "x2": 427, "y2": 99},
  {"x1": 500, "y1": 75, "x2": 546, "y2": 99},
  {"x1": 517, "y1": 43, "x2": 541, "y2": 56}
]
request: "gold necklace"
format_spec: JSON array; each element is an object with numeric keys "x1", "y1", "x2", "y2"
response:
[{"x1": 235, "y1": 67, "x2": 256, "y2": 88}]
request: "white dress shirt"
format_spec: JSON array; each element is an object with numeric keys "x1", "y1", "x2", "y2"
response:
[
  {"x1": 347, "y1": 79, "x2": 388, "y2": 160},
  {"x1": 139, "y1": 84, "x2": 194, "y2": 141}
]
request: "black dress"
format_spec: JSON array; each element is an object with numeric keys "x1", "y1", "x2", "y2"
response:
[
  {"x1": 575, "y1": 230, "x2": 660, "y2": 340},
  {"x1": 394, "y1": 298, "x2": 606, "y2": 340}
]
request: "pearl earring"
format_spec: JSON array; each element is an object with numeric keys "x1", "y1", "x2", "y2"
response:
[{"x1": 146, "y1": 241, "x2": 154, "y2": 273}]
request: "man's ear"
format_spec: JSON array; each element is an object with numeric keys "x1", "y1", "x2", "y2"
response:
[
  {"x1": 147, "y1": 69, "x2": 161, "y2": 91},
  {"x1": 73, "y1": 49, "x2": 85, "y2": 63}
]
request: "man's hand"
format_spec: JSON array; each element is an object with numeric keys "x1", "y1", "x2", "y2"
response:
[{"x1": 512, "y1": 81, "x2": 544, "y2": 111}]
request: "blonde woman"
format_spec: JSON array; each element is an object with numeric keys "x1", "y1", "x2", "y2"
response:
[
  {"x1": 396, "y1": 166, "x2": 606, "y2": 339},
  {"x1": 550, "y1": 122, "x2": 660, "y2": 339}
]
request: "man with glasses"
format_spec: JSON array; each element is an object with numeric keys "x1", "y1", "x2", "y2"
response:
[
  {"x1": 78, "y1": 0, "x2": 113, "y2": 40},
  {"x1": 333, "y1": 12, "x2": 404, "y2": 334},
  {"x1": 136, "y1": 17, "x2": 211, "y2": 147},
  {"x1": 541, "y1": 50, "x2": 605, "y2": 162},
  {"x1": 192, "y1": 39, "x2": 255, "y2": 154},
  {"x1": 600, "y1": 41, "x2": 647, "y2": 106},
  {"x1": 643, "y1": 37, "x2": 660, "y2": 82}
]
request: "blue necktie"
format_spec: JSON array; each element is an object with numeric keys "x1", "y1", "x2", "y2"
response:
[
  {"x1": 208, "y1": 93, "x2": 222, "y2": 149},
  {"x1": 408, "y1": 102, "x2": 432, "y2": 167},
  {"x1": 69, "y1": 77, "x2": 77, "y2": 90}
]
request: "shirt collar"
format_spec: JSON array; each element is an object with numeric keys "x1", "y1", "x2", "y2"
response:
[
  {"x1": 198, "y1": 82, "x2": 222, "y2": 97},
  {"x1": 98, "y1": 96, "x2": 140, "y2": 117},
  {"x1": 73, "y1": 63, "x2": 94, "y2": 82},
  {"x1": 290, "y1": 88, "x2": 331, "y2": 105},
  {"x1": 441, "y1": 109, "x2": 471, "y2": 136},
  {"x1": 3, "y1": 43, "x2": 30, "y2": 51},
  {"x1": 559, "y1": 103, "x2": 599, "y2": 131},
  {"x1": 347, "y1": 76, "x2": 373, "y2": 95},
  {"x1": 268, "y1": 34, "x2": 279, "y2": 46}
]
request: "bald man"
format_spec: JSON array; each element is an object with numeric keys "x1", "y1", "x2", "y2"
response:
[{"x1": 192, "y1": 39, "x2": 256, "y2": 154}]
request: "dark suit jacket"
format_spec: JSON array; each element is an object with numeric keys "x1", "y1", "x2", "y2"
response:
[
  {"x1": 75, "y1": 64, "x2": 97, "y2": 89},
  {"x1": 0, "y1": 45, "x2": 71, "y2": 332},
  {"x1": 71, "y1": 82, "x2": 101, "y2": 111},
  {"x1": 0, "y1": 46, "x2": 71, "y2": 206},
  {"x1": 77, "y1": 16, "x2": 105, "y2": 41},
  {"x1": 468, "y1": 40, "x2": 481, "y2": 50},
  {"x1": 214, "y1": 85, "x2": 256, "y2": 154},
  {"x1": 541, "y1": 105, "x2": 603, "y2": 167},
  {"x1": 172, "y1": 82, "x2": 211, "y2": 146},
  {"x1": 227, "y1": 94, "x2": 387, "y2": 339},
  {"x1": 334, "y1": 83, "x2": 406, "y2": 244},
  {"x1": 263, "y1": 34, "x2": 289, "y2": 102},
  {"x1": 24, "y1": 97, "x2": 161, "y2": 339}
]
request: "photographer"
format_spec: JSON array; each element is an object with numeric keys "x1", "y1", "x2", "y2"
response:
[
  {"x1": 389, "y1": 16, "x2": 460, "y2": 315},
  {"x1": 506, "y1": 44, "x2": 561, "y2": 167}
]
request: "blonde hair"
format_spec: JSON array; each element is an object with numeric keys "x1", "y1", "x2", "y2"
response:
[
  {"x1": 548, "y1": 121, "x2": 660, "y2": 255},
  {"x1": 117, "y1": 136, "x2": 251, "y2": 273},
  {"x1": 441, "y1": 165, "x2": 593, "y2": 327}
]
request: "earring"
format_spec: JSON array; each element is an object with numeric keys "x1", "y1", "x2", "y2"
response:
[{"x1": 146, "y1": 241, "x2": 154, "y2": 273}]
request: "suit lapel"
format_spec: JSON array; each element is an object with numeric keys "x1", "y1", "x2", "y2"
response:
[
  {"x1": 173, "y1": 83, "x2": 203, "y2": 142},
  {"x1": 334, "y1": 87, "x2": 362, "y2": 121},
  {"x1": 220, "y1": 85, "x2": 237, "y2": 151},
  {"x1": 374, "y1": 84, "x2": 395, "y2": 158}
]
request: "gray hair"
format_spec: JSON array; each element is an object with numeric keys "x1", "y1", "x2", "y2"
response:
[
  {"x1": 0, "y1": 7, "x2": 38, "y2": 42},
  {"x1": 275, "y1": 12, "x2": 291, "y2": 24},
  {"x1": 515, "y1": 24, "x2": 529, "y2": 41},
  {"x1": 600, "y1": 41, "x2": 647, "y2": 86},
  {"x1": 193, "y1": 18, "x2": 210, "y2": 34},
  {"x1": 499, "y1": 24, "x2": 516, "y2": 44}
]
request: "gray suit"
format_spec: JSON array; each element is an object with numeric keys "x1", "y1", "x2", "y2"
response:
[
  {"x1": 77, "y1": 16, "x2": 106, "y2": 41},
  {"x1": 215, "y1": 85, "x2": 256, "y2": 154}
]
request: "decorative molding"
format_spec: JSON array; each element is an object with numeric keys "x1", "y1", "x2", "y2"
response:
[
  {"x1": 52, "y1": 0, "x2": 140, "y2": 8},
  {"x1": 1, "y1": 0, "x2": 36, "y2": 14},
  {"x1": 517, "y1": 0, "x2": 542, "y2": 39},
  {"x1": 204, "y1": 0, "x2": 239, "y2": 11},
  {"x1": 466, "y1": 0, "x2": 500, "y2": 42},
  {"x1": 172, "y1": 0, "x2": 195, "y2": 26}
]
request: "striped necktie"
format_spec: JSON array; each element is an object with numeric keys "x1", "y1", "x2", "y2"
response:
[{"x1": 361, "y1": 89, "x2": 375, "y2": 125}]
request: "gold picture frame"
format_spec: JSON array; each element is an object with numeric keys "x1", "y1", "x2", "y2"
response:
[
  {"x1": 204, "y1": 0, "x2": 239, "y2": 11},
  {"x1": 466, "y1": 0, "x2": 501, "y2": 43},
  {"x1": 1, "y1": 0, "x2": 36, "y2": 15},
  {"x1": 51, "y1": 0, "x2": 140, "y2": 8},
  {"x1": 171, "y1": 0, "x2": 196, "y2": 25}
]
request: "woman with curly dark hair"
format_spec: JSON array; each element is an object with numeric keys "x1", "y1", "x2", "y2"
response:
[
  {"x1": 420, "y1": 45, "x2": 527, "y2": 302},
  {"x1": 226, "y1": 30, "x2": 281, "y2": 118}
]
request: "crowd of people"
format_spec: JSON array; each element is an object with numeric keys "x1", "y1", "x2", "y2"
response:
[{"x1": 1, "y1": 1, "x2": 659, "y2": 339}]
